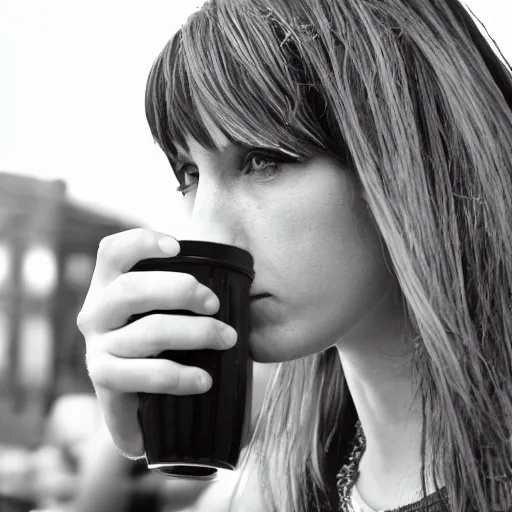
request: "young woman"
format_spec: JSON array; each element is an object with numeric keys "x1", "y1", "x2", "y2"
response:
[{"x1": 77, "y1": 0, "x2": 512, "y2": 510}]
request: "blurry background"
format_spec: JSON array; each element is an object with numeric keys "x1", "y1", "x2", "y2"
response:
[{"x1": 0, "y1": 1, "x2": 510, "y2": 511}]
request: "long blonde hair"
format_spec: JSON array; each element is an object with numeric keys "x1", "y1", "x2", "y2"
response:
[{"x1": 145, "y1": 0, "x2": 512, "y2": 510}]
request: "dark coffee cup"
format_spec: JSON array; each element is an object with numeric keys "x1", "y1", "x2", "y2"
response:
[{"x1": 128, "y1": 240, "x2": 254, "y2": 480}]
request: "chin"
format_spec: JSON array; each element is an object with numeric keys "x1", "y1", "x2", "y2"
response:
[
  {"x1": 248, "y1": 333, "x2": 283, "y2": 363},
  {"x1": 248, "y1": 327, "x2": 326, "y2": 364},
  {"x1": 249, "y1": 345, "x2": 284, "y2": 363}
]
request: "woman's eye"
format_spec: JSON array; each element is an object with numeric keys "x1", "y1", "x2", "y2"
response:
[
  {"x1": 175, "y1": 164, "x2": 198, "y2": 196},
  {"x1": 175, "y1": 150, "x2": 298, "y2": 196},
  {"x1": 245, "y1": 153, "x2": 283, "y2": 181},
  {"x1": 250, "y1": 155, "x2": 274, "y2": 172}
]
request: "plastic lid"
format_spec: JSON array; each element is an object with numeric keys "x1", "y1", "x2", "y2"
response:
[{"x1": 131, "y1": 240, "x2": 254, "y2": 280}]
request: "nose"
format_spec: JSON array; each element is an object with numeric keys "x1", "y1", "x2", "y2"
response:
[{"x1": 181, "y1": 184, "x2": 243, "y2": 248}]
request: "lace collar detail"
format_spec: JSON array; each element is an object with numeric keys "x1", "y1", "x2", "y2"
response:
[{"x1": 336, "y1": 421, "x2": 449, "y2": 512}]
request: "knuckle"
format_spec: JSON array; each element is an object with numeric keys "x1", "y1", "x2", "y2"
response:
[
  {"x1": 177, "y1": 273, "x2": 201, "y2": 302},
  {"x1": 76, "y1": 302, "x2": 100, "y2": 335},
  {"x1": 97, "y1": 233, "x2": 116, "y2": 259},
  {"x1": 182, "y1": 272, "x2": 199, "y2": 289},
  {"x1": 98, "y1": 229, "x2": 157, "y2": 267},
  {"x1": 133, "y1": 228, "x2": 157, "y2": 249},
  {"x1": 76, "y1": 308, "x2": 88, "y2": 333},
  {"x1": 138, "y1": 315, "x2": 168, "y2": 350},
  {"x1": 85, "y1": 352, "x2": 110, "y2": 388},
  {"x1": 148, "y1": 361, "x2": 175, "y2": 391},
  {"x1": 112, "y1": 273, "x2": 136, "y2": 301},
  {"x1": 147, "y1": 359, "x2": 189, "y2": 394}
]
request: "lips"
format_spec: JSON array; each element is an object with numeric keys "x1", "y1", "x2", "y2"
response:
[{"x1": 250, "y1": 293, "x2": 271, "y2": 301}]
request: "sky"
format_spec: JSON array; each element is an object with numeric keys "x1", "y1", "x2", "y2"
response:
[{"x1": 1, "y1": 0, "x2": 511, "y2": 235}]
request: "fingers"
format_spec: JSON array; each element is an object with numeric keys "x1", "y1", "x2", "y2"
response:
[
  {"x1": 91, "y1": 228, "x2": 180, "y2": 289},
  {"x1": 76, "y1": 228, "x2": 228, "y2": 460},
  {"x1": 82, "y1": 271, "x2": 220, "y2": 332},
  {"x1": 101, "y1": 314, "x2": 238, "y2": 358},
  {"x1": 87, "y1": 353, "x2": 213, "y2": 395},
  {"x1": 79, "y1": 229, "x2": 181, "y2": 330},
  {"x1": 95, "y1": 391, "x2": 144, "y2": 457}
]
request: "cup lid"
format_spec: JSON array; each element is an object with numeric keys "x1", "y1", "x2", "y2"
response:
[
  {"x1": 176, "y1": 241, "x2": 254, "y2": 280},
  {"x1": 131, "y1": 240, "x2": 254, "y2": 280}
]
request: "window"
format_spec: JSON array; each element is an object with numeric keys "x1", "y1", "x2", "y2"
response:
[
  {"x1": 19, "y1": 314, "x2": 53, "y2": 389},
  {"x1": 0, "y1": 310, "x2": 10, "y2": 381},
  {"x1": 22, "y1": 244, "x2": 58, "y2": 297},
  {"x1": 0, "y1": 242, "x2": 12, "y2": 289},
  {"x1": 64, "y1": 253, "x2": 94, "y2": 288}
]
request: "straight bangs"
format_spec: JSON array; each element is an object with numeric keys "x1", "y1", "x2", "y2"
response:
[{"x1": 145, "y1": 0, "x2": 351, "y2": 167}]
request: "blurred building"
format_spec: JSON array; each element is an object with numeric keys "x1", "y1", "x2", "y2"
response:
[{"x1": 0, "y1": 171, "x2": 138, "y2": 448}]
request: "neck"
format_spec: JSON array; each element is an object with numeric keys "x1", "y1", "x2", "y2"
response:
[{"x1": 335, "y1": 283, "x2": 438, "y2": 507}]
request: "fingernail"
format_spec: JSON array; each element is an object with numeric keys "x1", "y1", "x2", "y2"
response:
[
  {"x1": 197, "y1": 372, "x2": 212, "y2": 390},
  {"x1": 221, "y1": 326, "x2": 237, "y2": 347},
  {"x1": 157, "y1": 236, "x2": 179, "y2": 255},
  {"x1": 204, "y1": 295, "x2": 219, "y2": 314}
]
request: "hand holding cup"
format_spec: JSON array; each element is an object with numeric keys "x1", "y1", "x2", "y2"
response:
[{"x1": 77, "y1": 229, "x2": 238, "y2": 459}]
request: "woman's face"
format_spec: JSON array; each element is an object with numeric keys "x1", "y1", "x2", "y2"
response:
[{"x1": 175, "y1": 122, "x2": 397, "y2": 363}]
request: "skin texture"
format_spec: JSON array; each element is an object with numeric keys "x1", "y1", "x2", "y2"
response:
[
  {"x1": 177, "y1": 127, "x2": 396, "y2": 365},
  {"x1": 173, "y1": 114, "x2": 436, "y2": 509}
]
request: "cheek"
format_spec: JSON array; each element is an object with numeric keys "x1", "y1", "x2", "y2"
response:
[
  {"x1": 250, "y1": 178, "x2": 394, "y2": 361},
  {"x1": 279, "y1": 176, "x2": 370, "y2": 292},
  {"x1": 297, "y1": 196, "x2": 388, "y2": 310}
]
